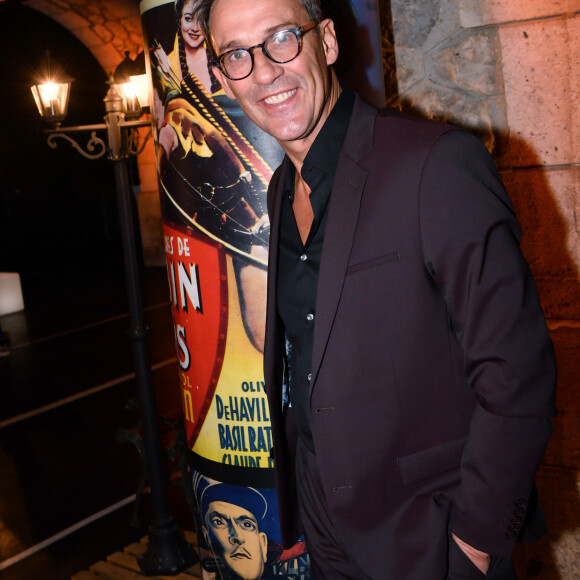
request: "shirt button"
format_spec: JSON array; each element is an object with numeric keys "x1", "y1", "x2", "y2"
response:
[
  {"x1": 307, "y1": 374, "x2": 312, "y2": 381},
  {"x1": 306, "y1": 313, "x2": 314, "y2": 321},
  {"x1": 300, "y1": 254, "x2": 307, "y2": 262}
]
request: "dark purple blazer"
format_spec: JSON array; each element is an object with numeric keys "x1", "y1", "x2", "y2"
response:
[{"x1": 263, "y1": 94, "x2": 556, "y2": 578}]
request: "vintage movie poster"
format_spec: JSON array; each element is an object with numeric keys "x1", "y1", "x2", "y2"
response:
[{"x1": 140, "y1": 0, "x2": 383, "y2": 577}]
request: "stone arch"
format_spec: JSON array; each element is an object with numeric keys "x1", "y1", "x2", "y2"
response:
[{"x1": 23, "y1": 0, "x2": 144, "y2": 74}]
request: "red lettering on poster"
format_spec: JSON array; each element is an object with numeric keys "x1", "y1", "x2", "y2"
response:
[{"x1": 164, "y1": 223, "x2": 228, "y2": 448}]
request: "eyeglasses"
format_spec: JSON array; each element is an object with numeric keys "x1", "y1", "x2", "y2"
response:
[{"x1": 211, "y1": 21, "x2": 318, "y2": 81}]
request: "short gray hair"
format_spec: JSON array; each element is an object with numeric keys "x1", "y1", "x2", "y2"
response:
[{"x1": 193, "y1": 0, "x2": 323, "y2": 56}]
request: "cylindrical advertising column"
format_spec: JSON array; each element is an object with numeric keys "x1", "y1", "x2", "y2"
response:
[{"x1": 139, "y1": 1, "x2": 384, "y2": 578}]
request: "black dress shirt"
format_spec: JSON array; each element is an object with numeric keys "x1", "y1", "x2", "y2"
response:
[{"x1": 277, "y1": 89, "x2": 354, "y2": 453}]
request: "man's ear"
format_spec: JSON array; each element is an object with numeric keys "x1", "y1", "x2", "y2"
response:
[
  {"x1": 320, "y1": 18, "x2": 339, "y2": 67},
  {"x1": 202, "y1": 525, "x2": 211, "y2": 546},
  {"x1": 212, "y1": 65, "x2": 236, "y2": 99},
  {"x1": 259, "y1": 532, "x2": 268, "y2": 560}
]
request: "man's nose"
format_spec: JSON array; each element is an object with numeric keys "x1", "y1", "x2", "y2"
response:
[
  {"x1": 228, "y1": 524, "x2": 244, "y2": 544},
  {"x1": 251, "y1": 49, "x2": 283, "y2": 84}
]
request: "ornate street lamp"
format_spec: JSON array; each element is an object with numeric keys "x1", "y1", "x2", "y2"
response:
[{"x1": 31, "y1": 55, "x2": 198, "y2": 575}]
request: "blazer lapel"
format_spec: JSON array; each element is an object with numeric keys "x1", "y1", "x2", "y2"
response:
[
  {"x1": 310, "y1": 157, "x2": 369, "y2": 388},
  {"x1": 310, "y1": 96, "x2": 377, "y2": 389},
  {"x1": 263, "y1": 158, "x2": 288, "y2": 398}
]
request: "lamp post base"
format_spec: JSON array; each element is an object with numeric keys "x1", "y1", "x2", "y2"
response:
[{"x1": 138, "y1": 521, "x2": 198, "y2": 575}]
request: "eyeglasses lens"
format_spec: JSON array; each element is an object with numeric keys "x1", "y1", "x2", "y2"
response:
[
  {"x1": 222, "y1": 29, "x2": 300, "y2": 80},
  {"x1": 264, "y1": 30, "x2": 300, "y2": 62}
]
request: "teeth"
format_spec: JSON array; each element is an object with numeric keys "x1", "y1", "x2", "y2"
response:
[{"x1": 264, "y1": 89, "x2": 296, "y2": 105}]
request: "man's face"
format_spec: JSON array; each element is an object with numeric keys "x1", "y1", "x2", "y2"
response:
[
  {"x1": 208, "y1": 0, "x2": 339, "y2": 149},
  {"x1": 204, "y1": 501, "x2": 268, "y2": 580}
]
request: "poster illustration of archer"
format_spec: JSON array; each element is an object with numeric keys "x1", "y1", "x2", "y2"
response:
[{"x1": 148, "y1": 0, "x2": 282, "y2": 260}]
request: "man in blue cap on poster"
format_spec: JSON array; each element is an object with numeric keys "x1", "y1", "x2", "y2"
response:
[{"x1": 200, "y1": 482, "x2": 269, "y2": 580}]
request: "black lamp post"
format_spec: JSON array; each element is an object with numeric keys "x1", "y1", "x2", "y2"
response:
[{"x1": 31, "y1": 57, "x2": 198, "y2": 575}]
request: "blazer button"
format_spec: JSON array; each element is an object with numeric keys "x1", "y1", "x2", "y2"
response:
[{"x1": 332, "y1": 484, "x2": 352, "y2": 493}]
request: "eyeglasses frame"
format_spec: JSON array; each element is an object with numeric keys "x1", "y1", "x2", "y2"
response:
[{"x1": 210, "y1": 21, "x2": 319, "y2": 81}]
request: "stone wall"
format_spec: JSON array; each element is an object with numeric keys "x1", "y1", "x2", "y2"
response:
[{"x1": 378, "y1": 0, "x2": 580, "y2": 576}]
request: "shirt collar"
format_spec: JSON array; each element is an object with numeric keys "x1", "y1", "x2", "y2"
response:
[
  {"x1": 283, "y1": 88, "x2": 355, "y2": 208},
  {"x1": 302, "y1": 89, "x2": 354, "y2": 182}
]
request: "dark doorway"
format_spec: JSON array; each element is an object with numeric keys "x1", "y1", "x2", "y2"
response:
[{"x1": 0, "y1": 3, "x2": 124, "y2": 310}]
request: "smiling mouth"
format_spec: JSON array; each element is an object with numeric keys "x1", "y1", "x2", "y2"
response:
[{"x1": 264, "y1": 89, "x2": 297, "y2": 105}]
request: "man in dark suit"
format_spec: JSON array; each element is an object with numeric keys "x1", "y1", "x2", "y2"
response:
[{"x1": 195, "y1": 0, "x2": 557, "y2": 577}]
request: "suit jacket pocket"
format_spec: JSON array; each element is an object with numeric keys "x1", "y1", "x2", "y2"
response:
[
  {"x1": 346, "y1": 251, "x2": 400, "y2": 275},
  {"x1": 397, "y1": 436, "x2": 467, "y2": 486}
]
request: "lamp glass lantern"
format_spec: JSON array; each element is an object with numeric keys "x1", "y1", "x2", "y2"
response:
[
  {"x1": 116, "y1": 75, "x2": 150, "y2": 119},
  {"x1": 130, "y1": 73, "x2": 151, "y2": 109},
  {"x1": 31, "y1": 76, "x2": 72, "y2": 127},
  {"x1": 113, "y1": 50, "x2": 150, "y2": 120}
]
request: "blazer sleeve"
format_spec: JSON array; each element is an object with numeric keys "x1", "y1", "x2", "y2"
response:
[{"x1": 418, "y1": 129, "x2": 557, "y2": 556}]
